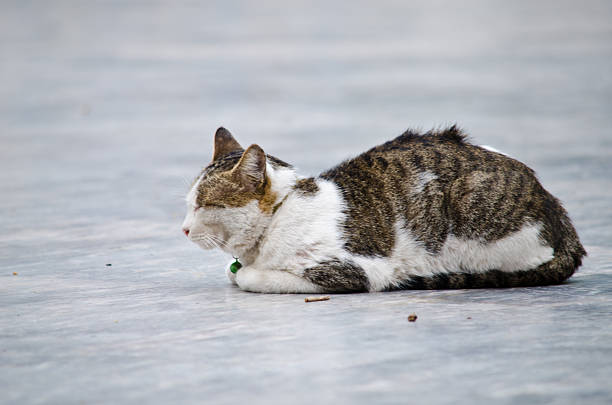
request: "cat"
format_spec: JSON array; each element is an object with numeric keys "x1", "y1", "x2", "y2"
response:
[{"x1": 182, "y1": 126, "x2": 586, "y2": 293}]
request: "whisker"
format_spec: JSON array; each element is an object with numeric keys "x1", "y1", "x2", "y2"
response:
[
  {"x1": 191, "y1": 233, "x2": 229, "y2": 250},
  {"x1": 181, "y1": 176, "x2": 193, "y2": 188},
  {"x1": 207, "y1": 234, "x2": 230, "y2": 249}
]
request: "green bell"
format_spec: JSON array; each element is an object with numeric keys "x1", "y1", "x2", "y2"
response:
[{"x1": 230, "y1": 259, "x2": 242, "y2": 274}]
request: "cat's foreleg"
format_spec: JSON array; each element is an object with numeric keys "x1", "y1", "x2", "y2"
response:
[{"x1": 235, "y1": 266, "x2": 324, "y2": 294}]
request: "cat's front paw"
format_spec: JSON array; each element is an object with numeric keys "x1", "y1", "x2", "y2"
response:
[
  {"x1": 234, "y1": 267, "x2": 263, "y2": 292},
  {"x1": 234, "y1": 267, "x2": 323, "y2": 294}
]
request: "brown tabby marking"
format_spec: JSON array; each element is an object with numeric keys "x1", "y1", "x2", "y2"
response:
[
  {"x1": 257, "y1": 179, "x2": 279, "y2": 214},
  {"x1": 293, "y1": 178, "x2": 319, "y2": 195},
  {"x1": 319, "y1": 125, "x2": 585, "y2": 287},
  {"x1": 194, "y1": 150, "x2": 286, "y2": 213}
]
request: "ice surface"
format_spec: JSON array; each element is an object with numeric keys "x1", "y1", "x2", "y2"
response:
[{"x1": 1, "y1": 1, "x2": 611, "y2": 404}]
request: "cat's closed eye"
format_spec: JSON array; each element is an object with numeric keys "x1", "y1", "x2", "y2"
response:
[{"x1": 203, "y1": 203, "x2": 226, "y2": 209}]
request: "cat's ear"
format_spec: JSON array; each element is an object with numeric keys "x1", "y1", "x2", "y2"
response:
[
  {"x1": 232, "y1": 144, "x2": 267, "y2": 191},
  {"x1": 213, "y1": 127, "x2": 242, "y2": 161}
]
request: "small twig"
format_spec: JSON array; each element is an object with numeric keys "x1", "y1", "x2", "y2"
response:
[{"x1": 305, "y1": 296, "x2": 330, "y2": 303}]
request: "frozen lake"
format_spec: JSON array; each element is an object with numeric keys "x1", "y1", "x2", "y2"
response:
[{"x1": 1, "y1": 1, "x2": 611, "y2": 404}]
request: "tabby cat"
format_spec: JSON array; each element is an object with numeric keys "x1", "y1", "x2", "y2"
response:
[{"x1": 182, "y1": 127, "x2": 585, "y2": 293}]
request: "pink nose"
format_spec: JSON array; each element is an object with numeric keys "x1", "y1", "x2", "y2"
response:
[{"x1": 183, "y1": 228, "x2": 190, "y2": 237}]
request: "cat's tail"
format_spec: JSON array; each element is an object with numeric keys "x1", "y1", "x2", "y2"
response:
[
  {"x1": 533, "y1": 190, "x2": 586, "y2": 286},
  {"x1": 510, "y1": 236, "x2": 585, "y2": 287}
]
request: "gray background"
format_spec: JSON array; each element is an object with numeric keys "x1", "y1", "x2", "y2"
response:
[{"x1": 1, "y1": 1, "x2": 611, "y2": 404}]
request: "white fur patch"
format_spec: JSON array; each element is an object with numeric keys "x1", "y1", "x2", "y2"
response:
[
  {"x1": 253, "y1": 178, "x2": 347, "y2": 272},
  {"x1": 438, "y1": 224, "x2": 553, "y2": 273},
  {"x1": 182, "y1": 174, "x2": 203, "y2": 241},
  {"x1": 481, "y1": 145, "x2": 506, "y2": 155},
  {"x1": 413, "y1": 170, "x2": 438, "y2": 193},
  {"x1": 185, "y1": 173, "x2": 204, "y2": 207},
  {"x1": 353, "y1": 221, "x2": 554, "y2": 291},
  {"x1": 267, "y1": 164, "x2": 297, "y2": 201}
]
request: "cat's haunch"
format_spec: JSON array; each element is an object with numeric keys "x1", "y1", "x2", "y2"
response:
[{"x1": 182, "y1": 126, "x2": 585, "y2": 293}]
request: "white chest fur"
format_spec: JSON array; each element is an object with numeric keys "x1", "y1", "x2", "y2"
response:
[{"x1": 253, "y1": 179, "x2": 348, "y2": 273}]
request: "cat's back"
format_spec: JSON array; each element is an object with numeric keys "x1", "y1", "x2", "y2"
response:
[
  {"x1": 319, "y1": 125, "x2": 532, "y2": 218},
  {"x1": 319, "y1": 126, "x2": 511, "y2": 256},
  {"x1": 317, "y1": 126, "x2": 584, "y2": 288},
  {"x1": 321, "y1": 126, "x2": 552, "y2": 215},
  {"x1": 324, "y1": 125, "x2": 530, "y2": 184}
]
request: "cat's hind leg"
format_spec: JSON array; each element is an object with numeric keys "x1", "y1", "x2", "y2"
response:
[
  {"x1": 302, "y1": 260, "x2": 370, "y2": 292},
  {"x1": 235, "y1": 267, "x2": 324, "y2": 293}
]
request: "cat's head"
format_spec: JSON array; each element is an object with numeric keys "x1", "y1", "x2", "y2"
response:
[{"x1": 182, "y1": 127, "x2": 293, "y2": 257}]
